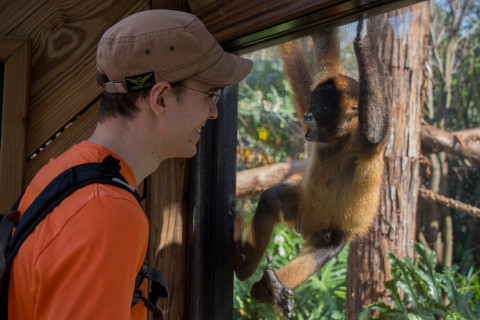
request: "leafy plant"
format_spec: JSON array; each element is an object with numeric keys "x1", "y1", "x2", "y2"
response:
[
  {"x1": 360, "y1": 243, "x2": 480, "y2": 320},
  {"x1": 237, "y1": 52, "x2": 305, "y2": 170}
]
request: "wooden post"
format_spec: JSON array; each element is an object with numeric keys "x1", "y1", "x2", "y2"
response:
[
  {"x1": 188, "y1": 84, "x2": 238, "y2": 319},
  {"x1": 146, "y1": 158, "x2": 189, "y2": 320},
  {"x1": 0, "y1": 38, "x2": 30, "y2": 211}
]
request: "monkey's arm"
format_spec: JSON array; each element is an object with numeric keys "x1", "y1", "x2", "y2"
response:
[
  {"x1": 311, "y1": 28, "x2": 345, "y2": 77},
  {"x1": 354, "y1": 18, "x2": 389, "y2": 146},
  {"x1": 280, "y1": 40, "x2": 313, "y2": 118}
]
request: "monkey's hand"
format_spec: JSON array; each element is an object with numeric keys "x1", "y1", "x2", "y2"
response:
[
  {"x1": 232, "y1": 208, "x2": 246, "y2": 264},
  {"x1": 251, "y1": 256, "x2": 294, "y2": 318}
]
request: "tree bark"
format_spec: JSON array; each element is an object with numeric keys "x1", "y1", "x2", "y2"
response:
[{"x1": 345, "y1": 5, "x2": 428, "y2": 318}]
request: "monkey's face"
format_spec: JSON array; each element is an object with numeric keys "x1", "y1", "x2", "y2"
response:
[{"x1": 304, "y1": 75, "x2": 359, "y2": 143}]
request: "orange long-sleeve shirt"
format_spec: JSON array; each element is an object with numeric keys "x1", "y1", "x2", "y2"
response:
[{"x1": 8, "y1": 141, "x2": 149, "y2": 319}]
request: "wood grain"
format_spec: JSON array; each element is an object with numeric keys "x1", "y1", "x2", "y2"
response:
[
  {"x1": 146, "y1": 158, "x2": 189, "y2": 320},
  {"x1": 151, "y1": 0, "x2": 191, "y2": 12},
  {"x1": 0, "y1": 38, "x2": 29, "y2": 59},
  {"x1": 24, "y1": 102, "x2": 98, "y2": 184},
  {"x1": 0, "y1": 0, "x2": 48, "y2": 34},
  {"x1": 194, "y1": 0, "x2": 334, "y2": 43},
  {"x1": 6, "y1": 0, "x2": 149, "y2": 157},
  {"x1": 0, "y1": 39, "x2": 30, "y2": 211}
]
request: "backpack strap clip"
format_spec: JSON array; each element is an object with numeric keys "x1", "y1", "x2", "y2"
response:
[{"x1": 100, "y1": 155, "x2": 122, "y2": 179}]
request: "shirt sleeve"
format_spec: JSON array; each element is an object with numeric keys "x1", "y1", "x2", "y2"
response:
[{"x1": 32, "y1": 194, "x2": 149, "y2": 320}]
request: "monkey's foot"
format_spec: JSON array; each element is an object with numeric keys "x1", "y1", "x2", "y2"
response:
[{"x1": 251, "y1": 256, "x2": 294, "y2": 318}]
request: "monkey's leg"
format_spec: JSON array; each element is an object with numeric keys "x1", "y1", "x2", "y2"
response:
[
  {"x1": 251, "y1": 229, "x2": 345, "y2": 317},
  {"x1": 233, "y1": 184, "x2": 300, "y2": 281}
]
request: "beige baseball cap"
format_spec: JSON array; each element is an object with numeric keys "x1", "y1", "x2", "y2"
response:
[{"x1": 97, "y1": 10, "x2": 253, "y2": 93}]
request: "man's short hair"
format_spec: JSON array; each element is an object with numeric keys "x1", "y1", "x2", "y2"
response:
[
  {"x1": 96, "y1": 72, "x2": 145, "y2": 123},
  {"x1": 96, "y1": 72, "x2": 186, "y2": 123}
]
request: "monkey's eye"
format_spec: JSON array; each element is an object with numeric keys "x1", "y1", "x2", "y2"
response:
[{"x1": 351, "y1": 105, "x2": 358, "y2": 110}]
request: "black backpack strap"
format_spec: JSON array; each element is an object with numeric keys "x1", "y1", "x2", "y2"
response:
[
  {"x1": 0, "y1": 195, "x2": 23, "y2": 319},
  {"x1": 6, "y1": 155, "x2": 141, "y2": 263},
  {"x1": 0, "y1": 190, "x2": 26, "y2": 264},
  {"x1": 132, "y1": 260, "x2": 169, "y2": 317}
]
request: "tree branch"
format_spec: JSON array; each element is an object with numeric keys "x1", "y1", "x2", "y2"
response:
[
  {"x1": 236, "y1": 159, "x2": 307, "y2": 197},
  {"x1": 419, "y1": 187, "x2": 480, "y2": 218},
  {"x1": 420, "y1": 120, "x2": 480, "y2": 163}
]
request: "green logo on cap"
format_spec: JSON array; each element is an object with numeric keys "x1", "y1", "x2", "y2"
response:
[{"x1": 125, "y1": 72, "x2": 155, "y2": 92}]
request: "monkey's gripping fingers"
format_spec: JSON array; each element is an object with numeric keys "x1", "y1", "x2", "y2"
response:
[
  {"x1": 231, "y1": 208, "x2": 246, "y2": 262},
  {"x1": 232, "y1": 207, "x2": 245, "y2": 237},
  {"x1": 251, "y1": 256, "x2": 294, "y2": 318}
]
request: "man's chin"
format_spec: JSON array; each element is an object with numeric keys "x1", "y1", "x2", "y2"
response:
[{"x1": 184, "y1": 146, "x2": 198, "y2": 158}]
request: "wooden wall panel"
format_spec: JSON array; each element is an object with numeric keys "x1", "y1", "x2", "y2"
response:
[
  {"x1": 0, "y1": 38, "x2": 30, "y2": 211},
  {"x1": 194, "y1": 0, "x2": 335, "y2": 43},
  {"x1": 3, "y1": 0, "x2": 149, "y2": 158},
  {"x1": 0, "y1": 1, "x2": 48, "y2": 35},
  {"x1": 146, "y1": 158, "x2": 189, "y2": 320},
  {"x1": 24, "y1": 102, "x2": 98, "y2": 184},
  {"x1": 152, "y1": 0, "x2": 191, "y2": 12}
]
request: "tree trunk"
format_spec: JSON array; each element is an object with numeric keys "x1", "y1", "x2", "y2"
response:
[{"x1": 345, "y1": 4, "x2": 428, "y2": 318}]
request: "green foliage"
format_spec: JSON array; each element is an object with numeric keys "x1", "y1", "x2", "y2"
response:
[
  {"x1": 233, "y1": 195, "x2": 348, "y2": 319},
  {"x1": 237, "y1": 51, "x2": 305, "y2": 170},
  {"x1": 360, "y1": 243, "x2": 480, "y2": 320}
]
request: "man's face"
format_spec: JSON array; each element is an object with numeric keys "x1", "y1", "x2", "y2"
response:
[{"x1": 161, "y1": 79, "x2": 220, "y2": 158}]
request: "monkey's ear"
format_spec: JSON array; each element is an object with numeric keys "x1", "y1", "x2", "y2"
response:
[{"x1": 351, "y1": 105, "x2": 359, "y2": 110}]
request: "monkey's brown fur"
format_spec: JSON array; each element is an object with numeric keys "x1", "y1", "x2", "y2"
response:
[
  {"x1": 299, "y1": 122, "x2": 384, "y2": 241},
  {"x1": 233, "y1": 18, "x2": 388, "y2": 318}
]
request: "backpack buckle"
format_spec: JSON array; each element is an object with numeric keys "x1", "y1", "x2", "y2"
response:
[
  {"x1": 131, "y1": 288, "x2": 142, "y2": 307},
  {"x1": 141, "y1": 296, "x2": 161, "y2": 314}
]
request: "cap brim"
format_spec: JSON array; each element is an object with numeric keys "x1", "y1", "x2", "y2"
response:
[{"x1": 192, "y1": 51, "x2": 253, "y2": 87}]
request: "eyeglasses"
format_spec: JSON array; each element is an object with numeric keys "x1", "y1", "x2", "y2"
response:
[{"x1": 176, "y1": 84, "x2": 222, "y2": 104}]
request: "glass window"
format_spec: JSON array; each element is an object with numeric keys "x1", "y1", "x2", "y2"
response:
[{"x1": 234, "y1": 1, "x2": 480, "y2": 318}]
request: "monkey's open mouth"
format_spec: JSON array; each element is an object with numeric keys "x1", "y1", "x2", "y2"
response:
[{"x1": 305, "y1": 128, "x2": 318, "y2": 141}]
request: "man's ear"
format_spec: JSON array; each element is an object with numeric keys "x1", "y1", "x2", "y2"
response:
[{"x1": 149, "y1": 81, "x2": 171, "y2": 117}]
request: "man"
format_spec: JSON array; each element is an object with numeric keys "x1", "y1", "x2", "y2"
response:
[{"x1": 7, "y1": 10, "x2": 252, "y2": 319}]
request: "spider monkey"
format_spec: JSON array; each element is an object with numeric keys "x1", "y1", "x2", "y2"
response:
[{"x1": 233, "y1": 17, "x2": 388, "y2": 318}]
